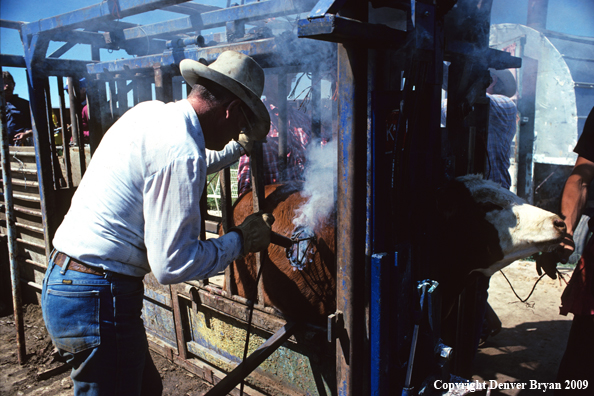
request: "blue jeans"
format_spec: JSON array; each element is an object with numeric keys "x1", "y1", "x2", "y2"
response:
[{"x1": 41, "y1": 255, "x2": 162, "y2": 396}]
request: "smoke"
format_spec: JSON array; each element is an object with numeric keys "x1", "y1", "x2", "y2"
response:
[{"x1": 293, "y1": 139, "x2": 338, "y2": 230}]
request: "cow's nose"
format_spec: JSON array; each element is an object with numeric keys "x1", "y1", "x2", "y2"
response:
[{"x1": 553, "y1": 217, "x2": 567, "y2": 233}]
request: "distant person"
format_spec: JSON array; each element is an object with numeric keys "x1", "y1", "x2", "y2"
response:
[
  {"x1": 2, "y1": 71, "x2": 33, "y2": 146},
  {"x1": 64, "y1": 77, "x2": 89, "y2": 144},
  {"x1": 237, "y1": 90, "x2": 311, "y2": 196},
  {"x1": 485, "y1": 68, "x2": 518, "y2": 189},
  {"x1": 441, "y1": 68, "x2": 518, "y2": 187}
]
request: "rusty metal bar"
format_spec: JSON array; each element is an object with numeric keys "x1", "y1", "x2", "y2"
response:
[
  {"x1": 68, "y1": 77, "x2": 86, "y2": 177},
  {"x1": 199, "y1": 190, "x2": 207, "y2": 244},
  {"x1": 16, "y1": 238, "x2": 46, "y2": 250},
  {"x1": 36, "y1": 363, "x2": 70, "y2": 380},
  {"x1": 116, "y1": 79, "x2": 130, "y2": 118},
  {"x1": 56, "y1": 77, "x2": 73, "y2": 187},
  {"x1": 10, "y1": 192, "x2": 41, "y2": 202},
  {"x1": 96, "y1": 80, "x2": 113, "y2": 138},
  {"x1": 220, "y1": 168, "x2": 233, "y2": 232},
  {"x1": 277, "y1": 72, "x2": 288, "y2": 180},
  {"x1": 153, "y1": 64, "x2": 173, "y2": 103},
  {"x1": 204, "y1": 321, "x2": 298, "y2": 396},
  {"x1": 0, "y1": 68, "x2": 26, "y2": 364},
  {"x1": 335, "y1": 2, "x2": 368, "y2": 394},
  {"x1": 243, "y1": 142, "x2": 266, "y2": 395},
  {"x1": 169, "y1": 288, "x2": 187, "y2": 359},
  {"x1": 220, "y1": 168, "x2": 234, "y2": 293},
  {"x1": 107, "y1": 81, "x2": 117, "y2": 122},
  {"x1": 68, "y1": 77, "x2": 81, "y2": 147},
  {"x1": 183, "y1": 284, "x2": 296, "y2": 335},
  {"x1": 28, "y1": 71, "x2": 56, "y2": 267},
  {"x1": 88, "y1": 77, "x2": 106, "y2": 155},
  {"x1": 249, "y1": 141, "x2": 266, "y2": 304},
  {"x1": 21, "y1": 278, "x2": 42, "y2": 291},
  {"x1": 136, "y1": 76, "x2": 154, "y2": 104},
  {"x1": 311, "y1": 71, "x2": 322, "y2": 141},
  {"x1": 10, "y1": 178, "x2": 39, "y2": 187},
  {"x1": 42, "y1": 78, "x2": 63, "y2": 189},
  {"x1": 9, "y1": 205, "x2": 42, "y2": 217},
  {"x1": 19, "y1": 257, "x2": 47, "y2": 270}
]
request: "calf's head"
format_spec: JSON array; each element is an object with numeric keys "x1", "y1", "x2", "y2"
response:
[
  {"x1": 457, "y1": 174, "x2": 566, "y2": 275},
  {"x1": 437, "y1": 174, "x2": 566, "y2": 314}
]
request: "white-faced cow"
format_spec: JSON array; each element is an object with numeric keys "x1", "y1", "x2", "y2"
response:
[
  {"x1": 225, "y1": 175, "x2": 566, "y2": 323},
  {"x1": 435, "y1": 174, "x2": 566, "y2": 316}
]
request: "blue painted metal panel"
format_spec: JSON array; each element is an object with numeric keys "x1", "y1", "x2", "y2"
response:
[
  {"x1": 142, "y1": 299, "x2": 178, "y2": 349},
  {"x1": 370, "y1": 253, "x2": 392, "y2": 396},
  {"x1": 142, "y1": 274, "x2": 177, "y2": 350}
]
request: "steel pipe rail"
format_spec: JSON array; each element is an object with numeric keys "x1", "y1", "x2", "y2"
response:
[
  {"x1": 20, "y1": 0, "x2": 190, "y2": 36},
  {"x1": 117, "y1": 0, "x2": 317, "y2": 41},
  {"x1": 87, "y1": 38, "x2": 277, "y2": 74},
  {"x1": 0, "y1": 68, "x2": 27, "y2": 365}
]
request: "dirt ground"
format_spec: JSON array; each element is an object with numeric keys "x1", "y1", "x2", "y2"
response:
[
  {"x1": 0, "y1": 304, "x2": 214, "y2": 396},
  {"x1": 0, "y1": 260, "x2": 577, "y2": 395},
  {"x1": 471, "y1": 260, "x2": 575, "y2": 396}
]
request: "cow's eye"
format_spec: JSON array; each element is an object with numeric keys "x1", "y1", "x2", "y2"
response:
[{"x1": 481, "y1": 202, "x2": 504, "y2": 212}]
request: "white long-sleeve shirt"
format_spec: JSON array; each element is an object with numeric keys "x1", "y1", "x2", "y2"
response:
[{"x1": 53, "y1": 100, "x2": 243, "y2": 283}]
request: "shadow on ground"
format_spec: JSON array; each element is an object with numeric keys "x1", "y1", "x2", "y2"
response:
[{"x1": 472, "y1": 317, "x2": 572, "y2": 394}]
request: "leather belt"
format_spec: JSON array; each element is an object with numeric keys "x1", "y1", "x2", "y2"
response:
[{"x1": 54, "y1": 252, "x2": 104, "y2": 276}]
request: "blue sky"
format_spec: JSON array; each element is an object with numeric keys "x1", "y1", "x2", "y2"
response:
[
  {"x1": 2, "y1": 0, "x2": 594, "y2": 100},
  {"x1": 1, "y1": 0, "x2": 229, "y2": 100}
]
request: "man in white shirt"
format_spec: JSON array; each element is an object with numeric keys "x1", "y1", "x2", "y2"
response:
[{"x1": 41, "y1": 51, "x2": 274, "y2": 396}]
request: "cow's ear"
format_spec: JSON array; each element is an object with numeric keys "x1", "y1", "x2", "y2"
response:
[
  {"x1": 480, "y1": 201, "x2": 504, "y2": 212},
  {"x1": 436, "y1": 180, "x2": 466, "y2": 220}
]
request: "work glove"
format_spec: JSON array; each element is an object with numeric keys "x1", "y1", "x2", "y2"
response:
[
  {"x1": 229, "y1": 212, "x2": 275, "y2": 255},
  {"x1": 536, "y1": 232, "x2": 575, "y2": 279},
  {"x1": 535, "y1": 251, "x2": 559, "y2": 280},
  {"x1": 236, "y1": 133, "x2": 254, "y2": 156}
]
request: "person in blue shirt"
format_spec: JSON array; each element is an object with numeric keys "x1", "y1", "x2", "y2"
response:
[
  {"x1": 2, "y1": 71, "x2": 33, "y2": 146},
  {"x1": 474, "y1": 68, "x2": 518, "y2": 350},
  {"x1": 485, "y1": 68, "x2": 518, "y2": 189}
]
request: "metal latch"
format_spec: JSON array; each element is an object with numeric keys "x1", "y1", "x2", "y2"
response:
[{"x1": 327, "y1": 311, "x2": 343, "y2": 343}]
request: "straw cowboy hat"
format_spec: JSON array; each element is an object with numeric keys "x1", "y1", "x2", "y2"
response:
[
  {"x1": 488, "y1": 68, "x2": 517, "y2": 98},
  {"x1": 180, "y1": 51, "x2": 270, "y2": 141}
]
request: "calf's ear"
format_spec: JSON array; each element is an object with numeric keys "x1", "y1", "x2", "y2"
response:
[
  {"x1": 479, "y1": 201, "x2": 504, "y2": 213},
  {"x1": 435, "y1": 180, "x2": 469, "y2": 221}
]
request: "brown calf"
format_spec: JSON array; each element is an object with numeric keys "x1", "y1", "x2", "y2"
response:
[{"x1": 224, "y1": 181, "x2": 336, "y2": 324}]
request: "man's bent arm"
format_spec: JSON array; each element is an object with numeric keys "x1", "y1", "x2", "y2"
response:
[
  {"x1": 205, "y1": 141, "x2": 242, "y2": 174},
  {"x1": 561, "y1": 156, "x2": 594, "y2": 236},
  {"x1": 143, "y1": 156, "x2": 243, "y2": 284}
]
